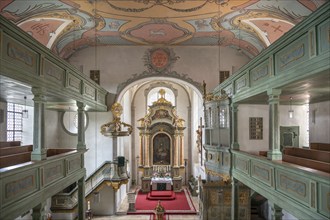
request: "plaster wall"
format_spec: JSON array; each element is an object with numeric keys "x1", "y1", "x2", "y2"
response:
[
  {"x1": 238, "y1": 104, "x2": 309, "y2": 154},
  {"x1": 309, "y1": 100, "x2": 330, "y2": 144},
  {"x1": 69, "y1": 46, "x2": 250, "y2": 94},
  {"x1": 56, "y1": 111, "x2": 113, "y2": 177}
]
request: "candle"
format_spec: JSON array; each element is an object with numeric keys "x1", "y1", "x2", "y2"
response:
[{"x1": 87, "y1": 200, "x2": 90, "y2": 210}]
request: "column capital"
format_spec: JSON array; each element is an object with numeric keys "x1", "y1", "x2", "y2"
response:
[
  {"x1": 32, "y1": 87, "x2": 47, "y2": 102},
  {"x1": 267, "y1": 88, "x2": 282, "y2": 96},
  {"x1": 32, "y1": 87, "x2": 46, "y2": 95},
  {"x1": 76, "y1": 101, "x2": 86, "y2": 109}
]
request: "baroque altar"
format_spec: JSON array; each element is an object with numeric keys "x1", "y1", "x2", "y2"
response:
[{"x1": 138, "y1": 89, "x2": 185, "y2": 192}]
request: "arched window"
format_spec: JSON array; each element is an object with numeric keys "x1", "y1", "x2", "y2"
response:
[{"x1": 147, "y1": 87, "x2": 175, "y2": 107}]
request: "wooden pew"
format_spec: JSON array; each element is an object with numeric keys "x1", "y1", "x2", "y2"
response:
[
  {"x1": 310, "y1": 143, "x2": 330, "y2": 151},
  {"x1": 0, "y1": 152, "x2": 31, "y2": 168},
  {"x1": 0, "y1": 145, "x2": 33, "y2": 157},
  {"x1": 283, "y1": 147, "x2": 330, "y2": 173},
  {"x1": 0, "y1": 141, "x2": 21, "y2": 148}
]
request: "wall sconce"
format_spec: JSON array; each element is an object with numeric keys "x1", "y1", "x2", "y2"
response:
[
  {"x1": 289, "y1": 97, "x2": 294, "y2": 119},
  {"x1": 22, "y1": 96, "x2": 28, "y2": 118}
]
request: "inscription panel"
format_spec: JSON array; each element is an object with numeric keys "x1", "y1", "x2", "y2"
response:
[
  {"x1": 318, "y1": 182, "x2": 330, "y2": 218},
  {"x1": 251, "y1": 161, "x2": 273, "y2": 187},
  {"x1": 43, "y1": 161, "x2": 65, "y2": 186},
  {"x1": 235, "y1": 156, "x2": 249, "y2": 175},
  {"x1": 223, "y1": 84, "x2": 233, "y2": 97},
  {"x1": 275, "y1": 35, "x2": 309, "y2": 73},
  {"x1": 317, "y1": 19, "x2": 330, "y2": 54},
  {"x1": 3, "y1": 34, "x2": 38, "y2": 74},
  {"x1": 67, "y1": 155, "x2": 82, "y2": 174},
  {"x1": 235, "y1": 73, "x2": 248, "y2": 94},
  {"x1": 83, "y1": 83, "x2": 96, "y2": 100},
  {"x1": 66, "y1": 72, "x2": 81, "y2": 93},
  {"x1": 97, "y1": 90, "x2": 106, "y2": 105},
  {"x1": 2, "y1": 169, "x2": 38, "y2": 205},
  {"x1": 250, "y1": 60, "x2": 269, "y2": 87},
  {"x1": 276, "y1": 170, "x2": 309, "y2": 205},
  {"x1": 43, "y1": 58, "x2": 65, "y2": 85}
]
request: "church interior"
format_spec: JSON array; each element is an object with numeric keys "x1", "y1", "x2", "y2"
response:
[{"x1": 0, "y1": 0, "x2": 329, "y2": 220}]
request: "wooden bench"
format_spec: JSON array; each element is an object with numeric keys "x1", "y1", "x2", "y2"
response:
[
  {"x1": 0, "y1": 145, "x2": 33, "y2": 156},
  {"x1": 310, "y1": 143, "x2": 330, "y2": 151},
  {"x1": 47, "y1": 149, "x2": 75, "y2": 157},
  {"x1": 283, "y1": 147, "x2": 330, "y2": 173},
  {"x1": 0, "y1": 152, "x2": 31, "y2": 168},
  {"x1": 0, "y1": 141, "x2": 21, "y2": 148}
]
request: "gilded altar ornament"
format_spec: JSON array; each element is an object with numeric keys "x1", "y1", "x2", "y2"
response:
[
  {"x1": 153, "y1": 89, "x2": 172, "y2": 105},
  {"x1": 154, "y1": 200, "x2": 165, "y2": 220},
  {"x1": 100, "y1": 102, "x2": 133, "y2": 137}
]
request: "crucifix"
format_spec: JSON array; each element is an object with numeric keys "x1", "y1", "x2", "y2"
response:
[{"x1": 197, "y1": 117, "x2": 204, "y2": 166}]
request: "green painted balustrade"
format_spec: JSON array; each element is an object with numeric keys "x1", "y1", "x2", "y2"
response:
[
  {"x1": 0, "y1": 14, "x2": 107, "y2": 111},
  {"x1": 213, "y1": 2, "x2": 329, "y2": 101},
  {"x1": 0, "y1": 149, "x2": 86, "y2": 219},
  {"x1": 232, "y1": 150, "x2": 329, "y2": 220}
]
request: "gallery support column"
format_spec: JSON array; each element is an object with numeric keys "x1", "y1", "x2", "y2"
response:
[
  {"x1": 267, "y1": 89, "x2": 282, "y2": 160},
  {"x1": 32, "y1": 201, "x2": 46, "y2": 220},
  {"x1": 78, "y1": 177, "x2": 86, "y2": 220},
  {"x1": 231, "y1": 103, "x2": 239, "y2": 150},
  {"x1": 77, "y1": 101, "x2": 86, "y2": 149},
  {"x1": 231, "y1": 178, "x2": 239, "y2": 220},
  {"x1": 76, "y1": 101, "x2": 86, "y2": 220},
  {"x1": 269, "y1": 202, "x2": 283, "y2": 220},
  {"x1": 31, "y1": 87, "x2": 47, "y2": 161}
]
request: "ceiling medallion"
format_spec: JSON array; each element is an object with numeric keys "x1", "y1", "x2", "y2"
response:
[{"x1": 144, "y1": 48, "x2": 179, "y2": 73}]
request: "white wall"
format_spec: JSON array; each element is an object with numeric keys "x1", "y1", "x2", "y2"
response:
[
  {"x1": 238, "y1": 104, "x2": 309, "y2": 154},
  {"x1": 309, "y1": 100, "x2": 330, "y2": 144},
  {"x1": 69, "y1": 46, "x2": 250, "y2": 94}
]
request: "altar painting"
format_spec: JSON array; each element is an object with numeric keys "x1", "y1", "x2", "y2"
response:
[{"x1": 153, "y1": 133, "x2": 171, "y2": 165}]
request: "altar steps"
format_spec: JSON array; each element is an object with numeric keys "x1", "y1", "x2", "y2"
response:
[{"x1": 147, "y1": 191, "x2": 176, "y2": 200}]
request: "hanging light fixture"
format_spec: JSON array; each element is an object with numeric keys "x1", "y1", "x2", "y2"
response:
[
  {"x1": 289, "y1": 97, "x2": 294, "y2": 119},
  {"x1": 22, "y1": 96, "x2": 28, "y2": 118},
  {"x1": 237, "y1": 20, "x2": 243, "y2": 55}
]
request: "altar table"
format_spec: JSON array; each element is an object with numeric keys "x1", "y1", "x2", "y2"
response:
[{"x1": 151, "y1": 177, "x2": 172, "y2": 191}]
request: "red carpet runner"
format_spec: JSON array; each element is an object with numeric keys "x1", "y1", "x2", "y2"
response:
[{"x1": 130, "y1": 188, "x2": 196, "y2": 214}]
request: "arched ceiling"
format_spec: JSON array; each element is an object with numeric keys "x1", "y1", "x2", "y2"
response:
[{"x1": 0, "y1": 0, "x2": 326, "y2": 59}]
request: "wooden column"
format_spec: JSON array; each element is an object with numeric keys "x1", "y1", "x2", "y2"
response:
[
  {"x1": 267, "y1": 89, "x2": 282, "y2": 160},
  {"x1": 77, "y1": 101, "x2": 86, "y2": 149},
  {"x1": 32, "y1": 201, "x2": 46, "y2": 220},
  {"x1": 231, "y1": 102, "x2": 239, "y2": 150},
  {"x1": 231, "y1": 178, "x2": 239, "y2": 220},
  {"x1": 269, "y1": 201, "x2": 283, "y2": 220},
  {"x1": 78, "y1": 177, "x2": 86, "y2": 220},
  {"x1": 31, "y1": 87, "x2": 47, "y2": 161}
]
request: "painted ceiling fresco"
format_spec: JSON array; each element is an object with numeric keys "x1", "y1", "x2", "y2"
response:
[{"x1": 0, "y1": 0, "x2": 326, "y2": 59}]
